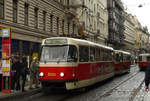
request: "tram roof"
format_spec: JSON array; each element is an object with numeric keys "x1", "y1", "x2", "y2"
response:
[
  {"x1": 114, "y1": 50, "x2": 131, "y2": 55},
  {"x1": 42, "y1": 37, "x2": 114, "y2": 50},
  {"x1": 139, "y1": 53, "x2": 150, "y2": 56}
]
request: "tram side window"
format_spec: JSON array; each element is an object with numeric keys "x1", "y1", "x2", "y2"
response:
[
  {"x1": 68, "y1": 46, "x2": 77, "y2": 62},
  {"x1": 139, "y1": 56, "x2": 142, "y2": 61},
  {"x1": 142, "y1": 56, "x2": 146, "y2": 61},
  {"x1": 108, "y1": 50, "x2": 113, "y2": 61},
  {"x1": 115, "y1": 53, "x2": 120, "y2": 62},
  {"x1": 100, "y1": 49, "x2": 104, "y2": 61},
  {"x1": 123, "y1": 54, "x2": 125, "y2": 61},
  {"x1": 96, "y1": 48, "x2": 100, "y2": 61},
  {"x1": 125, "y1": 55, "x2": 127, "y2": 61},
  {"x1": 127, "y1": 55, "x2": 131, "y2": 61},
  {"x1": 147, "y1": 56, "x2": 150, "y2": 62},
  {"x1": 103, "y1": 49, "x2": 108, "y2": 61},
  {"x1": 111, "y1": 51, "x2": 114, "y2": 61},
  {"x1": 107, "y1": 50, "x2": 112, "y2": 61},
  {"x1": 79, "y1": 46, "x2": 89, "y2": 62},
  {"x1": 90, "y1": 47, "x2": 95, "y2": 62},
  {"x1": 120, "y1": 53, "x2": 123, "y2": 62}
]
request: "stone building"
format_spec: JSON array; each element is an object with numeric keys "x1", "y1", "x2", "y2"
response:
[
  {"x1": 123, "y1": 13, "x2": 135, "y2": 54},
  {"x1": 132, "y1": 16, "x2": 149, "y2": 54},
  {"x1": 70, "y1": 0, "x2": 108, "y2": 45},
  {"x1": 0, "y1": 0, "x2": 78, "y2": 59},
  {"x1": 107, "y1": 0, "x2": 125, "y2": 48}
]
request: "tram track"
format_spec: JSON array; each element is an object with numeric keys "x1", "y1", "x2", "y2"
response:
[
  {"x1": 58, "y1": 67, "x2": 141, "y2": 101},
  {"x1": 93, "y1": 71, "x2": 141, "y2": 101}
]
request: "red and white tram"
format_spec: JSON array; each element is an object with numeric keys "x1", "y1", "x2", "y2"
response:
[
  {"x1": 39, "y1": 37, "x2": 114, "y2": 90},
  {"x1": 114, "y1": 50, "x2": 131, "y2": 75},
  {"x1": 138, "y1": 53, "x2": 150, "y2": 71}
]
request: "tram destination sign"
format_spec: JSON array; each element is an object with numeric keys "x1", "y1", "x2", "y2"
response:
[{"x1": 45, "y1": 39, "x2": 68, "y2": 45}]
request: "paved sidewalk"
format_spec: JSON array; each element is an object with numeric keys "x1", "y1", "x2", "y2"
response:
[
  {"x1": 0, "y1": 84, "x2": 42, "y2": 101},
  {"x1": 133, "y1": 83, "x2": 150, "y2": 101},
  {"x1": 97, "y1": 72, "x2": 145, "y2": 101}
]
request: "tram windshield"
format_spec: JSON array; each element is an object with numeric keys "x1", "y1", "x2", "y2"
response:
[
  {"x1": 139, "y1": 56, "x2": 150, "y2": 61},
  {"x1": 40, "y1": 45, "x2": 77, "y2": 62}
]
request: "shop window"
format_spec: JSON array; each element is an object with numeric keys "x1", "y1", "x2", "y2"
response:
[
  {"x1": 23, "y1": 41, "x2": 29, "y2": 55},
  {"x1": 32, "y1": 43, "x2": 39, "y2": 52},
  {"x1": 79, "y1": 46, "x2": 89, "y2": 62},
  {"x1": 12, "y1": 39, "x2": 19, "y2": 55}
]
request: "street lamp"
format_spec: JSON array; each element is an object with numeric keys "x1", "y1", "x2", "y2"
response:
[{"x1": 138, "y1": 4, "x2": 143, "y2": 8}]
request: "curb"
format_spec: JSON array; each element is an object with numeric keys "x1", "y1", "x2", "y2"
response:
[{"x1": 0, "y1": 88, "x2": 42, "y2": 101}]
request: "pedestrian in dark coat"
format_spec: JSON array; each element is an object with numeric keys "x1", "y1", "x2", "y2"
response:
[
  {"x1": 145, "y1": 63, "x2": 150, "y2": 92},
  {"x1": 12, "y1": 56, "x2": 22, "y2": 90},
  {"x1": 11, "y1": 57, "x2": 17, "y2": 90},
  {"x1": 20, "y1": 57, "x2": 28, "y2": 92}
]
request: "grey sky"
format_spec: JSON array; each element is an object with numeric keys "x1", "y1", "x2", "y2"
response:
[{"x1": 122, "y1": 0, "x2": 150, "y2": 31}]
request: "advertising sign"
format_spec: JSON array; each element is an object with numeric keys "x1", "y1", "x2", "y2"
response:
[
  {"x1": 0, "y1": 29, "x2": 10, "y2": 37},
  {"x1": 2, "y1": 60, "x2": 10, "y2": 76},
  {"x1": 1, "y1": 28, "x2": 11, "y2": 93}
]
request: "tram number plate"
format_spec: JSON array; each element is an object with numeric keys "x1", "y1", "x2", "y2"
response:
[{"x1": 48, "y1": 73, "x2": 56, "y2": 76}]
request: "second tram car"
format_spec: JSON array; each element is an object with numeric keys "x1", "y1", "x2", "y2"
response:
[
  {"x1": 39, "y1": 37, "x2": 114, "y2": 90},
  {"x1": 114, "y1": 50, "x2": 131, "y2": 75},
  {"x1": 138, "y1": 53, "x2": 150, "y2": 71}
]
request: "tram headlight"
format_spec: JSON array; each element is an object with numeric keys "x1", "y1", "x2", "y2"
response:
[
  {"x1": 39, "y1": 72, "x2": 44, "y2": 77},
  {"x1": 72, "y1": 73, "x2": 75, "y2": 77},
  {"x1": 60, "y1": 72, "x2": 64, "y2": 77}
]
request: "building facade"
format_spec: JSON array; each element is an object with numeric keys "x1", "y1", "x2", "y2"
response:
[
  {"x1": 70, "y1": 0, "x2": 108, "y2": 45},
  {"x1": 0, "y1": 0, "x2": 78, "y2": 60},
  {"x1": 123, "y1": 13, "x2": 135, "y2": 54},
  {"x1": 107, "y1": 0, "x2": 125, "y2": 48},
  {"x1": 132, "y1": 16, "x2": 150, "y2": 54}
]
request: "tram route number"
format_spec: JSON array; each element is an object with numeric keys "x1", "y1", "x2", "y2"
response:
[{"x1": 48, "y1": 73, "x2": 56, "y2": 76}]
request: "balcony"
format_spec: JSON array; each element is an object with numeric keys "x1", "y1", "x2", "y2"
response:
[{"x1": 114, "y1": 0, "x2": 124, "y2": 10}]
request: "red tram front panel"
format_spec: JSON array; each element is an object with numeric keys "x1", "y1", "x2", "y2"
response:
[
  {"x1": 40, "y1": 62, "x2": 114, "y2": 81},
  {"x1": 39, "y1": 63, "x2": 77, "y2": 81},
  {"x1": 40, "y1": 61, "x2": 114, "y2": 90},
  {"x1": 139, "y1": 61, "x2": 148, "y2": 68}
]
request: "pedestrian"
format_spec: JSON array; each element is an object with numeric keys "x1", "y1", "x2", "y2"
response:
[
  {"x1": 12, "y1": 56, "x2": 22, "y2": 91},
  {"x1": 29, "y1": 57, "x2": 39, "y2": 89},
  {"x1": 20, "y1": 57, "x2": 28, "y2": 92},
  {"x1": 11, "y1": 57, "x2": 16, "y2": 90},
  {"x1": 145, "y1": 62, "x2": 150, "y2": 92},
  {"x1": 0, "y1": 58, "x2": 2, "y2": 91}
]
